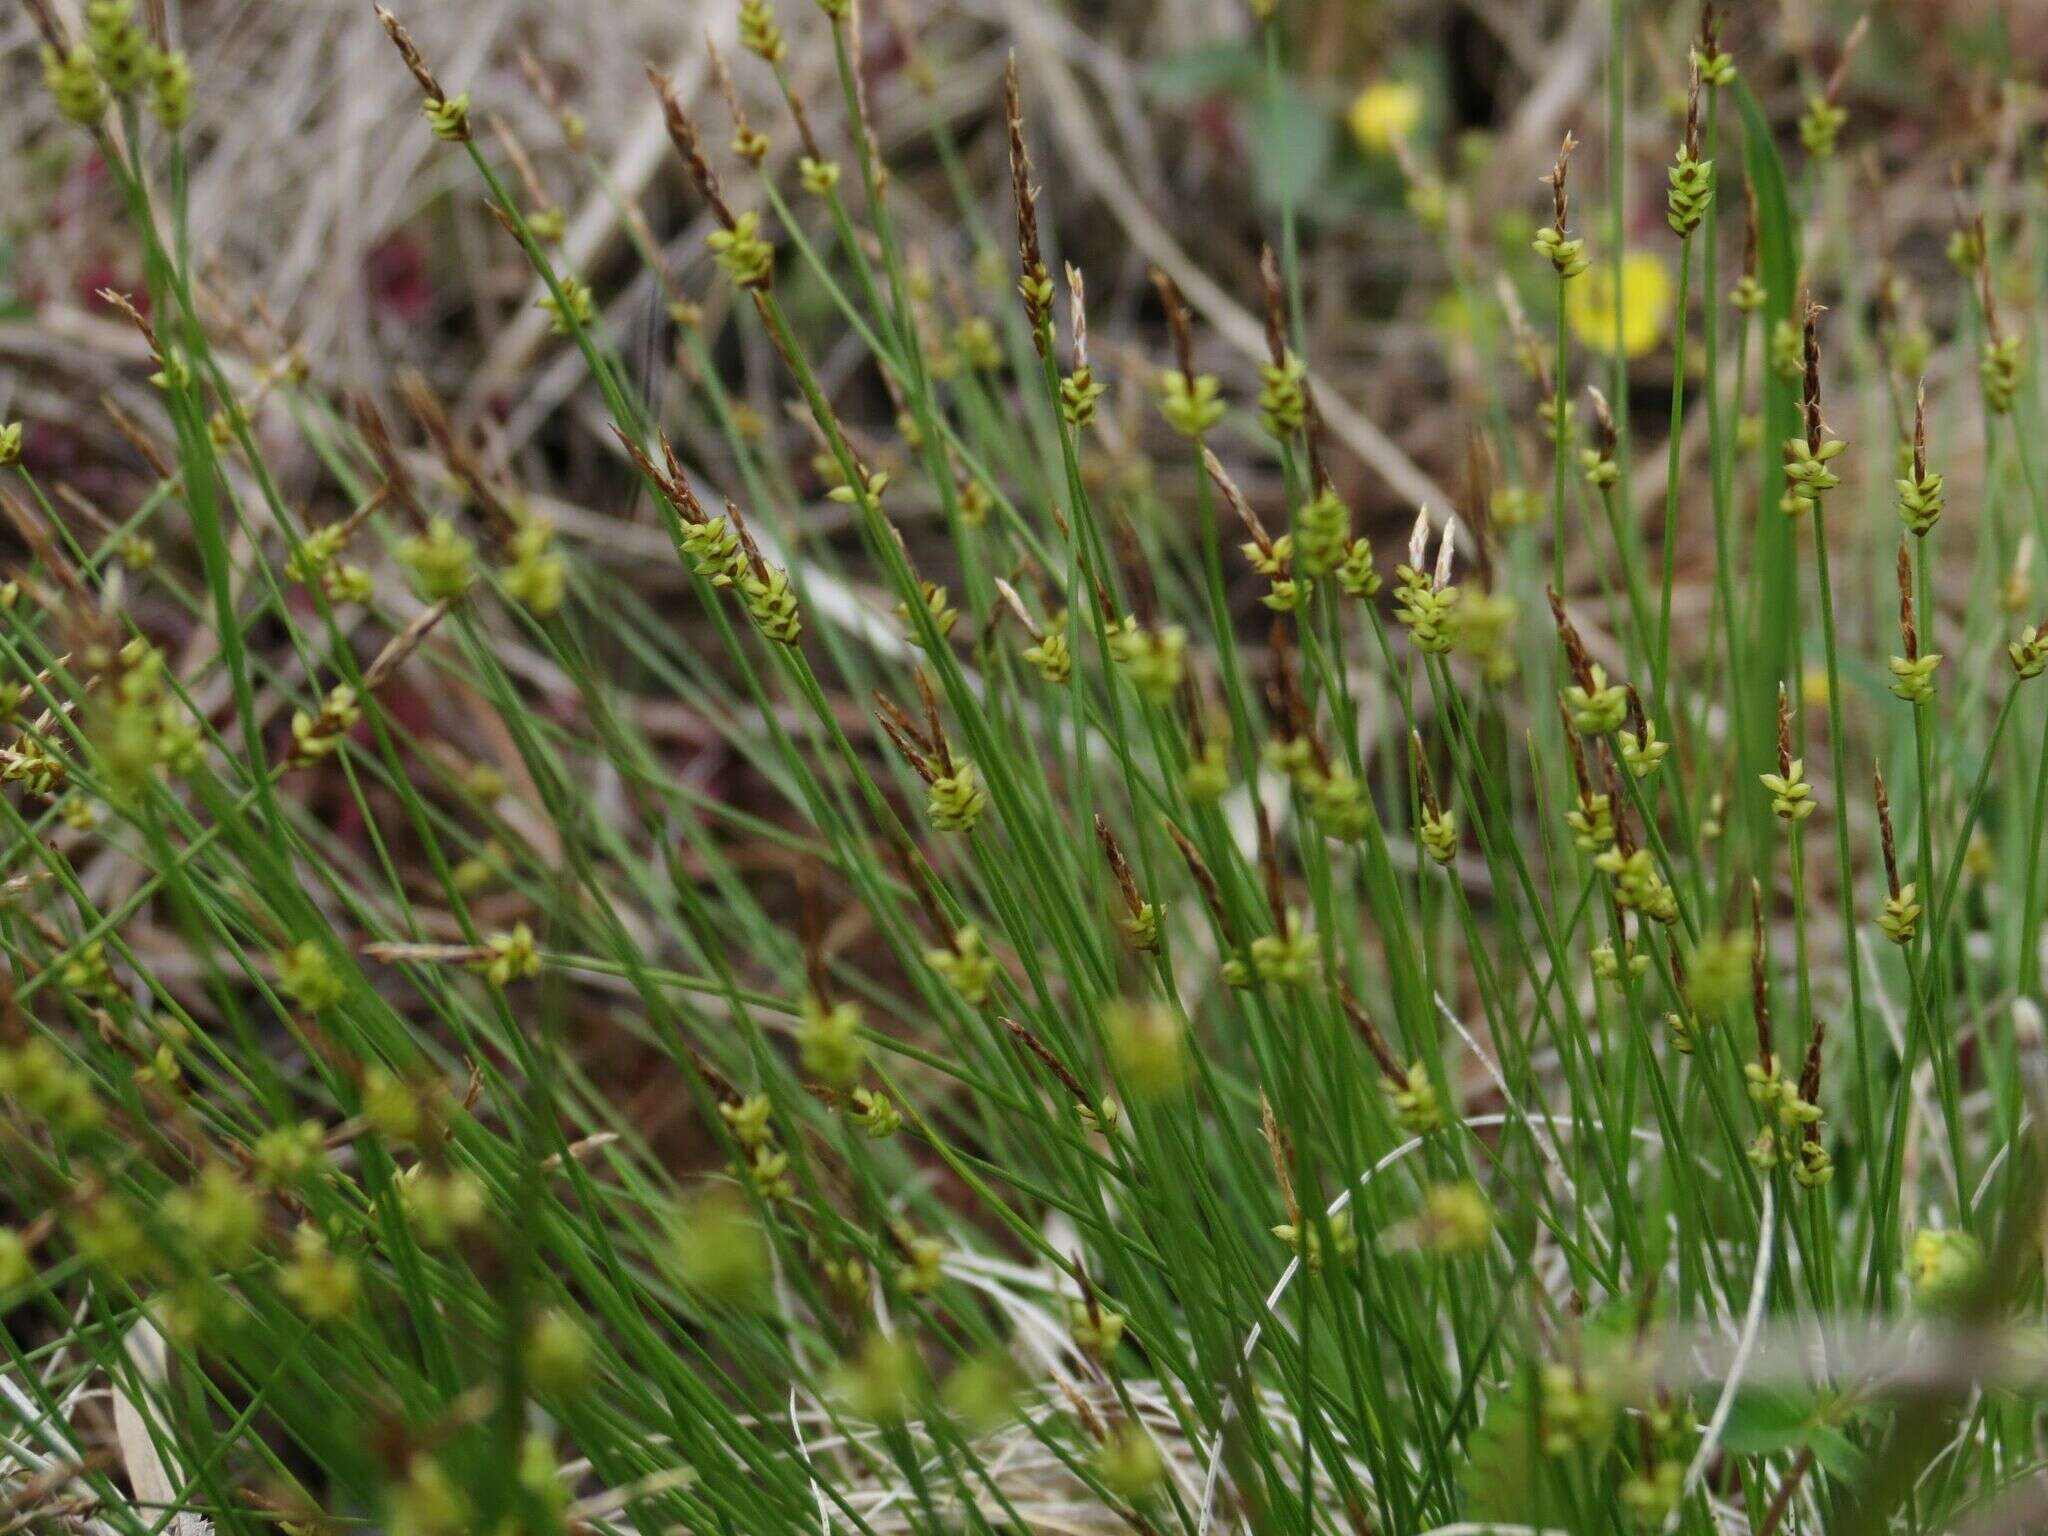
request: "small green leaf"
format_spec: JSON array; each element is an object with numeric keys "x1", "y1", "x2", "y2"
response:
[
  {"x1": 1719, "y1": 1386, "x2": 1817, "y2": 1456},
  {"x1": 1808, "y1": 1426, "x2": 1869, "y2": 1483},
  {"x1": 1143, "y1": 44, "x2": 1262, "y2": 104},
  {"x1": 1463, "y1": 1369, "x2": 1615, "y2": 1526},
  {"x1": 1247, "y1": 90, "x2": 1330, "y2": 212}
]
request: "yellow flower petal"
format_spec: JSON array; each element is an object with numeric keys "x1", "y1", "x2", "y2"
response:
[
  {"x1": 1348, "y1": 81, "x2": 1424, "y2": 154},
  {"x1": 1565, "y1": 252, "x2": 1674, "y2": 359}
]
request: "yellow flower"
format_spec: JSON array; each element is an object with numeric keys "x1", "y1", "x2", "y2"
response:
[
  {"x1": 1565, "y1": 252, "x2": 1673, "y2": 359},
  {"x1": 1348, "y1": 80, "x2": 1424, "y2": 154},
  {"x1": 1800, "y1": 664, "x2": 1830, "y2": 712}
]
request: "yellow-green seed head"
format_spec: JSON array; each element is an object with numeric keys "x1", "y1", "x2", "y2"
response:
[
  {"x1": 1157, "y1": 370, "x2": 1226, "y2": 437},
  {"x1": 927, "y1": 759, "x2": 989, "y2": 832},
  {"x1": 399, "y1": 518, "x2": 476, "y2": 601},
  {"x1": 799, "y1": 994, "x2": 865, "y2": 1085}
]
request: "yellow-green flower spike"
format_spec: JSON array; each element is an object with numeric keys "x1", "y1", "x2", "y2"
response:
[
  {"x1": 742, "y1": 564, "x2": 802, "y2": 645},
  {"x1": 1257, "y1": 351, "x2": 1307, "y2": 438},
  {"x1": 424, "y1": 91, "x2": 471, "y2": 143},
  {"x1": 1666, "y1": 145, "x2": 1713, "y2": 237},
  {"x1": 42, "y1": 46, "x2": 107, "y2": 125},
  {"x1": 739, "y1": 0, "x2": 787, "y2": 61},
  {"x1": 1107, "y1": 622, "x2": 1186, "y2": 701},
  {"x1": 925, "y1": 925, "x2": 998, "y2": 1005},
  {"x1": 1878, "y1": 882, "x2": 1922, "y2": 945},
  {"x1": 708, "y1": 210, "x2": 775, "y2": 288},
  {"x1": 399, "y1": 518, "x2": 477, "y2": 601},
  {"x1": 1384, "y1": 1063, "x2": 1442, "y2": 1136},
  {"x1": 1157, "y1": 370, "x2": 1226, "y2": 437},
  {"x1": 1982, "y1": 335, "x2": 2023, "y2": 415},
  {"x1": 927, "y1": 760, "x2": 988, "y2": 832},
  {"x1": 1798, "y1": 95, "x2": 1847, "y2": 158},
  {"x1": 799, "y1": 995, "x2": 864, "y2": 1085},
  {"x1": 1887, "y1": 652, "x2": 1941, "y2": 705},
  {"x1": 472, "y1": 922, "x2": 542, "y2": 986},
  {"x1": 1760, "y1": 758, "x2": 1818, "y2": 822},
  {"x1": 537, "y1": 275, "x2": 596, "y2": 335},
  {"x1": 1296, "y1": 487, "x2": 1351, "y2": 575},
  {"x1": 1533, "y1": 224, "x2": 1589, "y2": 279},
  {"x1": 84, "y1": 0, "x2": 150, "y2": 96},
  {"x1": 149, "y1": 47, "x2": 193, "y2": 127},
  {"x1": 278, "y1": 940, "x2": 348, "y2": 1012},
  {"x1": 849, "y1": 1087, "x2": 902, "y2": 1138}
]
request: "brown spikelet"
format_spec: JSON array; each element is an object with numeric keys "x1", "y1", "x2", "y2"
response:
[
  {"x1": 1822, "y1": 15, "x2": 1870, "y2": 104},
  {"x1": 1266, "y1": 622, "x2": 1323, "y2": 773},
  {"x1": 1603, "y1": 752, "x2": 1636, "y2": 858},
  {"x1": 1151, "y1": 268, "x2": 1196, "y2": 380},
  {"x1": 1896, "y1": 541, "x2": 1919, "y2": 661},
  {"x1": 881, "y1": 833, "x2": 951, "y2": 942},
  {"x1": 1911, "y1": 380, "x2": 1929, "y2": 483},
  {"x1": 1003, "y1": 55, "x2": 1050, "y2": 348},
  {"x1": 1254, "y1": 795, "x2": 1285, "y2": 924},
  {"x1": 648, "y1": 67, "x2": 737, "y2": 229},
  {"x1": 1066, "y1": 263, "x2": 1092, "y2": 374},
  {"x1": 516, "y1": 46, "x2": 565, "y2": 118},
  {"x1": 1094, "y1": 815, "x2": 1147, "y2": 923},
  {"x1": 1546, "y1": 587, "x2": 1598, "y2": 695},
  {"x1": 1341, "y1": 987, "x2": 1405, "y2": 1081},
  {"x1": 1666, "y1": 943, "x2": 1689, "y2": 1004},
  {"x1": 361, "y1": 598, "x2": 456, "y2": 695},
  {"x1": 1000, "y1": 1015, "x2": 1091, "y2": 1104},
  {"x1": 1975, "y1": 218, "x2": 2003, "y2": 344},
  {"x1": 1410, "y1": 732, "x2": 1443, "y2": 822},
  {"x1": 1742, "y1": 179, "x2": 1760, "y2": 279},
  {"x1": 1542, "y1": 132, "x2": 1577, "y2": 236},
  {"x1": 487, "y1": 112, "x2": 553, "y2": 212},
  {"x1": 1165, "y1": 822, "x2": 1232, "y2": 938},
  {"x1": 1776, "y1": 682, "x2": 1795, "y2": 780},
  {"x1": 375, "y1": 6, "x2": 448, "y2": 107},
  {"x1": 484, "y1": 200, "x2": 525, "y2": 243},
  {"x1": 1624, "y1": 683, "x2": 1650, "y2": 741},
  {"x1": 1463, "y1": 429, "x2": 1498, "y2": 583},
  {"x1": 100, "y1": 395, "x2": 172, "y2": 481},
  {"x1": 1797, "y1": 1011, "x2": 1826, "y2": 1118},
  {"x1": 1202, "y1": 448, "x2": 1271, "y2": 558},
  {"x1": 400, "y1": 371, "x2": 515, "y2": 534},
  {"x1": 704, "y1": 36, "x2": 765, "y2": 163},
  {"x1": 1303, "y1": 378, "x2": 1335, "y2": 496},
  {"x1": 1558, "y1": 698, "x2": 1591, "y2": 796},
  {"x1": 725, "y1": 499, "x2": 772, "y2": 584},
  {"x1": 1110, "y1": 517, "x2": 1160, "y2": 630},
  {"x1": 912, "y1": 669, "x2": 954, "y2": 777},
  {"x1": 1258, "y1": 245, "x2": 1289, "y2": 371},
  {"x1": 1875, "y1": 761, "x2": 1901, "y2": 899},
  {"x1": 19, "y1": 0, "x2": 66, "y2": 53},
  {"x1": 1004, "y1": 57, "x2": 1040, "y2": 275},
  {"x1": 0, "y1": 488, "x2": 90, "y2": 616},
  {"x1": 782, "y1": 78, "x2": 828, "y2": 164},
  {"x1": 1751, "y1": 878, "x2": 1773, "y2": 1073},
  {"x1": 611, "y1": 427, "x2": 680, "y2": 511},
  {"x1": 97, "y1": 289, "x2": 164, "y2": 368},
  {"x1": 991, "y1": 577, "x2": 1043, "y2": 642},
  {"x1": 1682, "y1": 55, "x2": 1703, "y2": 161},
  {"x1": 874, "y1": 692, "x2": 938, "y2": 784},
  {"x1": 1259, "y1": 1094, "x2": 1298, "y2": 1227},
  {"x1": 1800, "y1": 298, "x2": 1827, "y2": 454},
  {"x1": 659, "y1": 434, "x2": 711, "y2": 522},
  {"x1": 1586, "y1": 386, "x2": 1619, "y2": 461}
]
